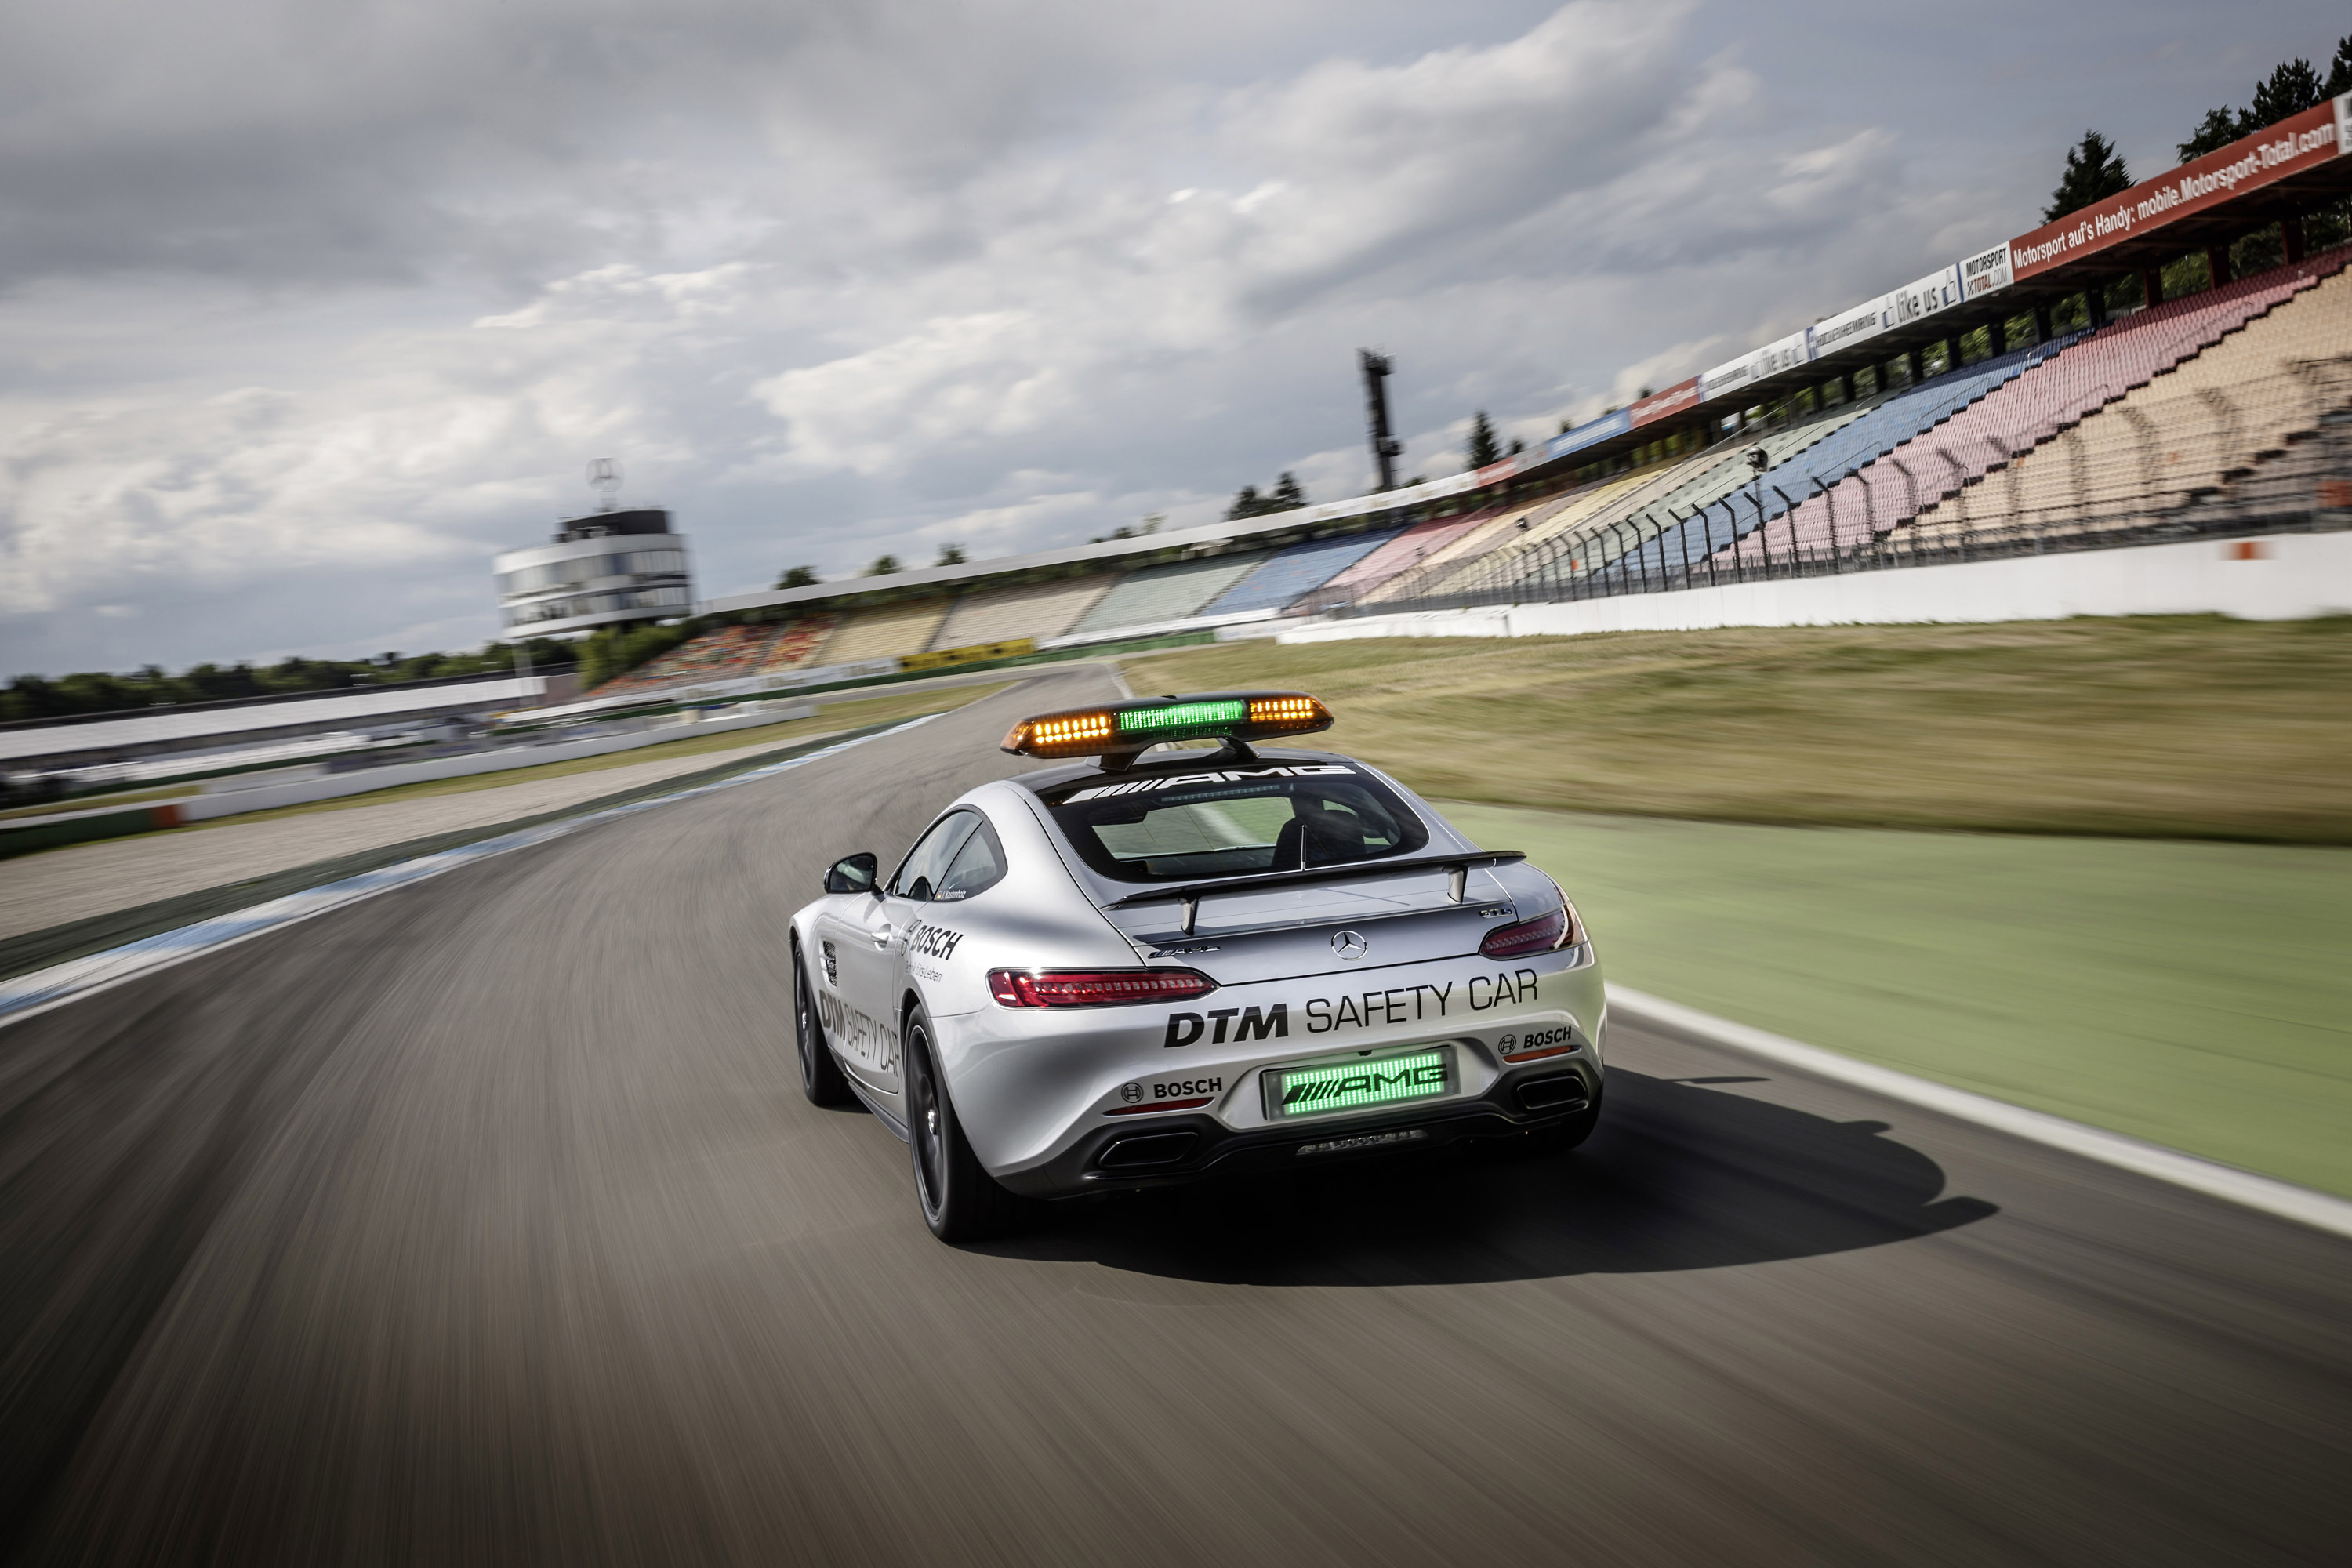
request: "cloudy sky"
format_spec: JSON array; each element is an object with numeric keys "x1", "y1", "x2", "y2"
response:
[{"x1": 2, "y1": 0, "x2": 2343, "y2": 677}]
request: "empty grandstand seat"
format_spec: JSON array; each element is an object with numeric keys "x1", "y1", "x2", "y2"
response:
[
  {"x1": 589, "y1": 623, "x2": 779, "y2": 697},
  {"x1": 1720, "y1": 249, "x2": 2350, "y2": 568},
  {"x1": 1200, "y1": 528, "x2": 1404, "y2": 615},
  {"x1": 932, "y1": 575, "x2": 1116, "y2": 647},
  {"x1": 1300, "y1": 513, "x2": 1501, "y2": 608},
  {"x1": 1904, "y1": 258, "x2": 2352, "y2": 549},
  {"x1": 1615, "y1": 341, "x2": 2072, "y2": 580},
  {"x1": 1063, "y1": 554, "x2": 1270, "y2": 637},
  {"x1": 818, "y1": 598, "x2": 953, "y2": 664}
]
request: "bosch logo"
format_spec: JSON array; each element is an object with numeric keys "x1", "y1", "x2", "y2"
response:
[
  {"x1": 1331, "y1": 930, "x2": 1369, "y2": 961},
  {"x1": 1120, "y1": 1082, "x2": 1144, "y2": 1104}
]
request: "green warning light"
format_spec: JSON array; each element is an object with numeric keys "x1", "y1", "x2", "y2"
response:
[
  {"x1": 1268, "y1": 1049, "x2": 1451, "y2": 1118},
  {"x1": 1116, "y1": 699, "x2": 1247, "y2": 735}
]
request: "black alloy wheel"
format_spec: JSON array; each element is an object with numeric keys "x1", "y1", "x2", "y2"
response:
[
  {"x1": 901, "y1": 1007, "x2": 1030, "y2": 1242},
  {"x1": 793, "y1": 944, "x2": 855, "y2": 1107}
]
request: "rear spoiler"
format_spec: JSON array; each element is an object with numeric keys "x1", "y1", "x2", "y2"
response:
[{"x1": 1105, "y1": 851, "x2": 1527, "y2": 936}]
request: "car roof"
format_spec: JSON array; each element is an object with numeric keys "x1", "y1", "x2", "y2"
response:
[{"x1": 1009, "y1": 746, "x2": 1359, "y2": 797}]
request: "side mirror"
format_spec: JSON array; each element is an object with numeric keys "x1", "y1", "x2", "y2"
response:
[{"x1": 824, "y1": 852, "x2": 880, "y2": 895}]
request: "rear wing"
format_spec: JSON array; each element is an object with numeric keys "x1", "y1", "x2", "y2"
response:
[{"x1": 1104, "y1": 851, "x2": 1528, "y2": 936}]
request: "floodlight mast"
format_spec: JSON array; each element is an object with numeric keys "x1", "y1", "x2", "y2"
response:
[{"x1": 1359, "y1": 349, "x2": 1403, "y2": 492}]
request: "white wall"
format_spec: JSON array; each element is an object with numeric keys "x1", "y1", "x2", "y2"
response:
[{"x1": 1276, "y1": 532, "x2": 2352, "y2": 645}]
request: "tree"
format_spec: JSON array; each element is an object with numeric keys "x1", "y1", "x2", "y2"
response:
[
  {"x1": 775, "y1": 564, "x2": 818, "y2": 588},
  {"x1": 863, "y1": 554, "x2": 901, "y2": 576},
  {"x1": 2180, "y1": 39, "x2": 2350, "y2": 162},
  {"x1": 2249, "y1": 56, "x2": 2326, "y2": 128},
  {"x1": 2044, "y1": 130, "x2": 2131, "y2": 221},
  {"x1": 1269, "y1": 472, "x2": 1306, "y2": 510},
  {"x1": 934, "y1": 543, "x2": 967, "y2": 565},
  {"x1": 1225, "y1": 485, "x2": 1265, "y2": 521},
  {"x1": 2178, "y1": 106, "x2": 2244, "y2": 163},
  {"x1": 1465, "y1": 411, "x2": 1501, "y2": 470}
]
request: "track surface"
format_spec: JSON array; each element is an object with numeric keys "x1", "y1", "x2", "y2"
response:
[{"x1": 2, "y1": 669, "x2": 2346, "y2": 1566}]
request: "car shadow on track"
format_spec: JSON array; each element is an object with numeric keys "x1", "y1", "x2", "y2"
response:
[{"x1": 976, "y1": 1070, "x2": 1997, "y2": 1286}]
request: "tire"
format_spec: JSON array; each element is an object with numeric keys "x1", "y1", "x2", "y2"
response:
[
  {"x1": 793, "y1": 944, "x2": 855, "y2": 1108},
  {"x1": 901, "y1": 1006, "x2": 1032, "y2": 1242}
]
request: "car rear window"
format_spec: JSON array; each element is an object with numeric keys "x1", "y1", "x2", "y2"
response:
[{"x1": 1044, "y1": 762, "x2": 1428, "y2": 884}]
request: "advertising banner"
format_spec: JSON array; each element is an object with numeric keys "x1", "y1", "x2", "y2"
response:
[
  {"x1": 1545, "y1": 406, "x2": 1633, "y2": 460},
  {"x1": 1958, "y1": 241, "x2": 2013, "y2": 299},
  {"x1": 1886, "y1": 263, "x2": 1963, "y2": 328},
  {"x1": 1699, "y1": 351, "x2": 1758, "y2": 403},
  {"x1": 1628, "y1": 377, "x2": 1701, "y2": 428},
  {"x1": 2009, "y1": 97, "x2": 2345, "y2": 281},
  {"x1": 1701, "y1": 329, "x2": 1810, "y2": 404},
  {"x1": 1806, "y1": 298, "x2": 1888, "y2": 358}
]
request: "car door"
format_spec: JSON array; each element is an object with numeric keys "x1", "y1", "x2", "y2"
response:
[{"x1": 832, "y1": 810, "x2": 984, "y2": 1095}]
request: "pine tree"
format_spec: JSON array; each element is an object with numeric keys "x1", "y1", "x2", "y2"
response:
[
  {"x1": 2249, "y1": 56, "x2": 2326, "y2": 127},
  {"x1": 2325, "y1": 35, "x2": 2352, "y2": 99},
  {"x1": 934, "y1": 543, "x2": 967, "y2": 565},
  {"x1": 2178, "y1": 107, "x2": 2244, "y2": 163},
  {"x1": 1465, "y1": 411, "x2": 1501, "y2": 470},
  {"x1": 863, "y1": 554, "x2": 901, "y2": 576},
  {"x1": 775, "y1": 564, "x2": 818, "y2": 588},
  {"x1": 1269, "y1": 472, "x2": 1306, "y2": 511},
  {"x1": 2044, "y1": 131, "x2": 2132, "y2": 221}
]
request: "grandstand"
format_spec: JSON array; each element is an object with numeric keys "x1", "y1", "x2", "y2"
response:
[
  {"x1": 758, "y1": 615, "x2": 839, "y2": 674},
  {"x1": 1601, "y1": 336, "x2": 2080, "y2": 584},
  {"x1": 819, "y1": 598, "x2": 953, "y2": 664},
  {"x1": 557, "y1": 96, "x2": 2350, "y2": 700},
  {"x1": 590, "y1": 624, "x2": 781, "y2": 699},
  {"x1": 1902, "y1": 260, "x2": 2352, "y2": 553},
  {"x1": 1061, "y1": 554, "x2": 1271, "y2": 640},
  {"x1": 1727, "y1": 252, "x2": 2352, "y2": 569},
  {"x1": 1200, "y1": 528, "x2": 1403, "y2": 616},
  {"x1": 933, "y1": 575, "x2": 1116, "y2": 648}
]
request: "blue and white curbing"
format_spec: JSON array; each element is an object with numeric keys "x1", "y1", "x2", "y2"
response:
[{"x1": 0, "y1": 713, "x2": 941, "y2": 1031}]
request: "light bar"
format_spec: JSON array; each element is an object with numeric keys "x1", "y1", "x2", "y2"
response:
[{"x1": 1001, "y1": 691, "x2": 1334, "y2": 758}]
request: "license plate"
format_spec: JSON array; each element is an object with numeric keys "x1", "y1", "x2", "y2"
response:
[{"x1": 1263, "y1": 1047, "x2": 1454, "y2": 1120}]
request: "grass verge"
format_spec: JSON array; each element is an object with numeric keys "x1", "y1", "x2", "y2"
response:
[
  {"x1": 1123, "y1": 617, "x2": 2352, "y2": 842},
  {"x1": 1443, "y1": 800, "x2": 2352, "y2": 1197}
]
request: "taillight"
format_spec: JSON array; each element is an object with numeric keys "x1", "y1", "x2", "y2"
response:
[
  {"x1": 1480, "y1": 901, "x2": 1584, "y2": 958},
  {"x1": 988, "y1": 968, "x2": 1219, "y2": 1007}
]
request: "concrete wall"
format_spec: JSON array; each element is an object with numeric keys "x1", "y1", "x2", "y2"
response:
[{"x1": 1276, "y1": 532, "x2": 2352, "y2": 645}]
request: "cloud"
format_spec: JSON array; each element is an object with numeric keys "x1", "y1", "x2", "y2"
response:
[{"x1": 16, "y1": 0, "x2": 2305, "y2": 676}]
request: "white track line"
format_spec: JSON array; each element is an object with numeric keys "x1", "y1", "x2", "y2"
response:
[
  {"x1": 1609, "y1": 985, "x2": 2352, "y2": 1241},
  {"x1": 0, "y1": 714, "x2": 942, "y2": 1032}
]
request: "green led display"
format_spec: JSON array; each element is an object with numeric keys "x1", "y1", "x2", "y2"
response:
[
  {"x1": 1269, "y1": 1049, "x2": 1450, "y2": 1118},
  {"x1": 1116, "y1": 699, "x2": 1247, "y2": 735}
]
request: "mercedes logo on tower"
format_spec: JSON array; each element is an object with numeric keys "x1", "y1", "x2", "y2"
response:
[{"x1": 1331, "y1": 930, "x2": 1369, "y2": 961}]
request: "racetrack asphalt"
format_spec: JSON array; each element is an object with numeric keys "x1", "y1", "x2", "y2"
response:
[{"x1": 1, "y1": 666, "x2": 2345, "y2": 1566}]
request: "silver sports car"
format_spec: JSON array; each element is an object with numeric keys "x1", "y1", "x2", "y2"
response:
[{"x1": 789, "y1": 691, "x2": 1606, "y2": 1240}]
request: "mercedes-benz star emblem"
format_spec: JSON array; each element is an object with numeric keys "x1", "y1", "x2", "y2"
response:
[{"x1": 1331, "y1": 930, "x2": 1369, "y2": 960}]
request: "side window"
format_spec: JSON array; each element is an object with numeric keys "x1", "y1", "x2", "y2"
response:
[
  {"x1": 935, "y1": 818, "x2": 1008, "y2": 902},
  {"x1": 889, "y1": 811, "x2": 982, "y2": 901}
]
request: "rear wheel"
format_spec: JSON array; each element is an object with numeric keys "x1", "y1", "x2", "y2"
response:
[
  {"x1": 902, "y1": 1007, "x2": 1031, "y2": 1241},
  {"x1": 793, "y1": 944, "x2": 855, "y2": 1107}
]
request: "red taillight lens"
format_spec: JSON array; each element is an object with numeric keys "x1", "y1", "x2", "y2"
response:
[
  {"x1": 1480, "y1": 902, "x2": 1583, "y2": 958},
  {"x1": 988, "y1": 968, "x2": 1218, "y2": 1007}
]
